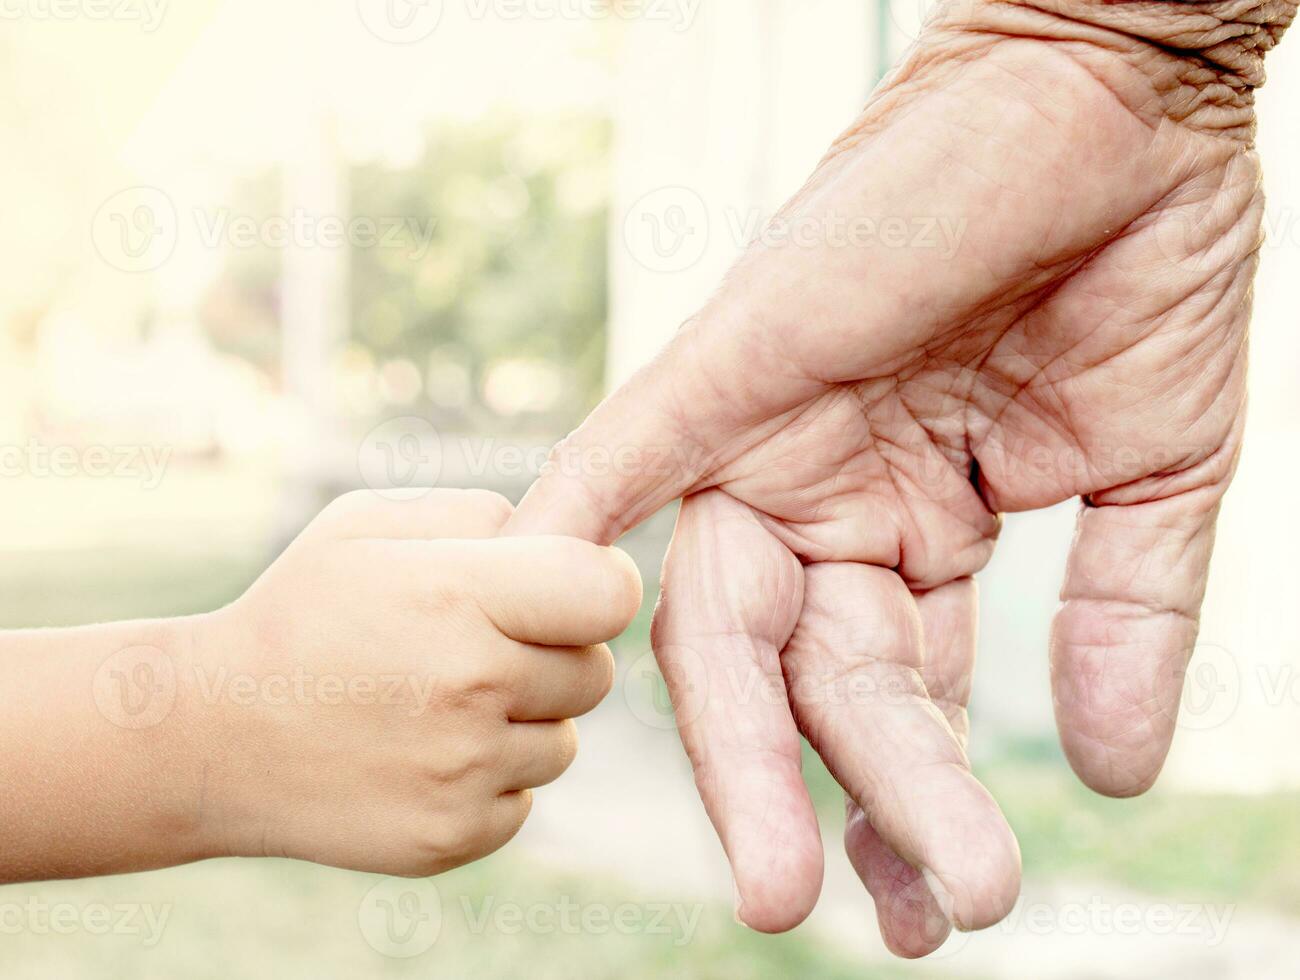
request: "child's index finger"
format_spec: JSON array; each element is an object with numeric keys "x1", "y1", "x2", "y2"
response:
[{"x1": 450, "y1": 536, "x2": 643, "y2": 646}]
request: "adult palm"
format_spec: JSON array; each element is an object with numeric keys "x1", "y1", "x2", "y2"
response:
[{"x1": 508, "y1": 0, "x2": 1291, "y2": 957}]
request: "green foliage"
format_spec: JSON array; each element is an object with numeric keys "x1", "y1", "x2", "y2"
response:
[
  {"x1": 200, "y1": 113, "x2": 612, "y2": 431},
  {"x1": 979, "y1": 744, "x2": 1300, "y2": 915},
  {"x1": 350, "y1": 114, "x2": 611, "y2": 427},
  {"x1": 0, "y1": 546, "x2": 258, "y2": 629}
]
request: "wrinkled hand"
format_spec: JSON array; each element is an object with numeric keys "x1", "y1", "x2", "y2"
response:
[{"x1": 508, "y1": 0, "x2": 1294, "y2": 956}]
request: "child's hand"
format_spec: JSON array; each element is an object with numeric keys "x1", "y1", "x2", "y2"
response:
[{"x1": 186, "y1": 489, "x2": 641, "y2": 876}]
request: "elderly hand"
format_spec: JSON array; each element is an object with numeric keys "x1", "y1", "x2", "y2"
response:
[{"x1": 508, "y1": 0, "x2": 1295, "y2": 955}]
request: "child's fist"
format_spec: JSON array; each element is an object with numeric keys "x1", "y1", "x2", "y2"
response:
[{"x1": 185, "y1": 489, "x2": 641, "y2": 876}]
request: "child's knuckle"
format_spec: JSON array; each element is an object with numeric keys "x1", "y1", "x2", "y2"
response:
[
  {"x1": 550, "y1": 719, "x2": 580, "y2": 770},
  {"x1": 465, "y1": 488, "x2": 514, "y2": 523},
  {"x1": 578, "y1": 645, "x2": 616, "y2": 707}
]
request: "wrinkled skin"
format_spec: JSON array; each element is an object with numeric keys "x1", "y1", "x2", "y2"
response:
[{"x1": 507, "y1": 0, "x2": 1295, "y2": 957}]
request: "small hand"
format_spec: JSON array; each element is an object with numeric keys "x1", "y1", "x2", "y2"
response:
[{"x1": 189, "y1": 489, "x2": 641, "y2": 876}]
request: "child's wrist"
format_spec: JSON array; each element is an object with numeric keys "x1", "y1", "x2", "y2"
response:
[
  {"x1": 105, "y1": 612, "x2": 226, "y2": 869},
  {"x1": 176, "y1": 603, "x2": 259, "y2": 862},
  {"x1": 0, "y1": 615, "x2": 218, "y2": 879}
]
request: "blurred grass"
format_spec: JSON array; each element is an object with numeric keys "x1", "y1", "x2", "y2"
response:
[
  {"x1": 979, "y1": 739, "x2": 1300, "y2": 916},
  {"x1": 0, "y1": 547, "x2": 259, "y2": 627},
  {"x1": 0, "y1": 854, "x2": 947, "y2": 980}
]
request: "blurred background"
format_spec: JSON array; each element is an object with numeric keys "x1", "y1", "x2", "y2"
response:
[{"x1": 2, "y1": 1, "x2": 1299, "y2": 977}]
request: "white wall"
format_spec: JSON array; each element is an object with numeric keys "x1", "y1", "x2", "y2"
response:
[{"x1": 606, "y1": 0, "x2": 874, "y2": 386}]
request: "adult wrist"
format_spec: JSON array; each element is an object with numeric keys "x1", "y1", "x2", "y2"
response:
[{"x1": 939, "y1": 0, "x2": 1297, "y2": 137}]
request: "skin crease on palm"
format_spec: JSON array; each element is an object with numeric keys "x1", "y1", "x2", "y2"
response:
[{"x1": 506, "y1": 0, "x2": 1297, "y2": 959}]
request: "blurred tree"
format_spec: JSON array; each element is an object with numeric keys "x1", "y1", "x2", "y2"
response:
[
  {"x1": 202, "y1": 113, "x2": 611, "y2": 434},
  {"x1": 350, "y1": 113, "x2": 611, "y2": 429}
]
